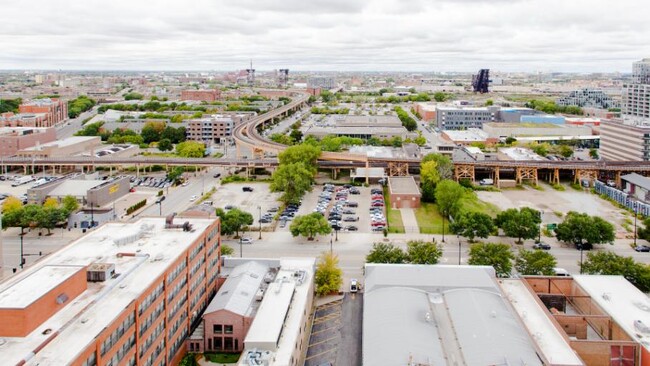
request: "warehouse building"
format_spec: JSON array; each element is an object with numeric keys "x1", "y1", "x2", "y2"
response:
[
  {"x1": 387, "y1": 176, "x2": 421, "y2": 209},
  {"x1": 0, "y1": 216, "x2": 222, "y2": 366}
]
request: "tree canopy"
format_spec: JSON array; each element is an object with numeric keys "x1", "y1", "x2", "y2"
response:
[
  {"x1": 215, "y1": 208, "x2": 253, "y2": 237},
  {"x1": 451, "y1": 212, "x2": 495, "y2": 242},
  {"x1": 406, "y1": 240, "x2": 442, "y2": 264},
  {"x1": 468, "y1": 243, "x2": 514, "y2": 277},
  {"x1": 175, "y1": 141, "x2": 206, "y2": 158},
  {"x1": 366, "y1": 242, "x2": 408, "y2": 264},
  {"x1": 514, "y1": 249, "x2": 557, "y2": 275},
  {"x1": 314, "y1": 252, "x2": 343, "y2": 296},
  {"x1": 554, "y1": 211, "x2": 615, "y2": 248},
  {"x1": 422, "y1": 153, "x2": 453, "y2": 180},
  {"x1": 289, "y1": 213, "x2": 331, "y2": 240},
  {"x1": 434, "y1": 180, "x2": 465, "y2": 218},
  {"x1": 270, "y1": 162, "x2": 314, "y2": 204},
  {"x1": 581, "y1": 251, "x2": 650, "y2": 292},
  {"x1": 277, "y1": 144, "x2": 321, "y2": 171},
  {"x1": 495, "y1": 207, "x2": 541, "y2": 243}
]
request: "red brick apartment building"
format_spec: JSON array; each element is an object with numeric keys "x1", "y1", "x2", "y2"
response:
[
  {"x1": 19, "y1": 98, "x2": 68, "y2": 127},
  {"x1": 0, "y1": 215, "x2": 221, "y2": 366},
  {"x1": 0, "y1": 127, "x2": 57, "y2": 157},
  {"x1": 180, "y1": 89, "x2": 221, "y2": 102}
]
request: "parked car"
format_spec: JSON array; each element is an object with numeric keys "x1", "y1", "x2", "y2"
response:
[
  {"x1": 189, "y1": 195, "x2": 198, "y2": 202},
  {"x1": 213, "y1": 173, "x2": 221, "y2": 178},
  {"x1": 345, "y1": 225, "x2": 358, "y2": 231},
  {"x1": 242, "y1": 186, "x2": 254, "y2": 192},
  {"x1": 240, "y1": 237, "x2": 253, "y2": 244},
  {"x1": 533, "y1": 242, "x2": 551, "y2": 250},
  {"x1": 350, "y1": 278, "x2": 359, "y2": 293},
  {"x1": 343, "y1": 216, "x2": 358, "y2": 222},
  {"x1": 634, "y1": 245, "x2": 650, "y2": 252},
  {"x1": 346, "y1": 202, "x2": 358, "y2": 207}
]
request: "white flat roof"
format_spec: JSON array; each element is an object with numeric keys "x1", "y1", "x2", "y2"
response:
[
  {"x1": 0, "y1": 265, "x2": 85, "y2": 308},
  {"x1": 500, "y1": 279, "x2": 584, "y2": 365},
  {"x1": 245, "y1": 281, "x2": 295, "y2": 349},
  {"x1": 49, "y1": 180, "x2": 104, "y2": 197},
  {"x1": 21, "y1": 136, "x2": 99, "y2": 150},
  {"x1": 573, "y1": 275, "x2": 650, "y2": 351},
  {"x1": 0, "y1": 217, "x2": 216, "y2": 366}
]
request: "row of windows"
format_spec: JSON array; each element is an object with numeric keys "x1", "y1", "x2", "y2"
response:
[
  {"x1": 207, "y1": 238, "x2": 219, "y2": 257},
  {"x1": 168, "y1": 292, "x2": 188, "y2": 321},
  {"x1": 105, "y1": 334, "x2": 135, "y2": 366},
  {"x1": 140, "y1": 300, "x2": 165, "y2": 337},
  {"x1": 143, "y1": 338, "x2": 165, "y2": 366},
  {"x1": 168, "y1": 310, "x2": 188, "y2": 340},
  {"x1": 168, "y1": 328, "x2": 189, "y2": 362},
  {"x1": 167, "y1": 276, "x2": 187, "y2": 303},
  {"x1": 100, "y1": 312, "x2": 135, "y2": 356},
  {"x1": 167, "y1": 260, "x2": 187, "y2": 285},
  {"x1": 140, "y1": 321, "x2": 165, "y2": 358},
  {"x1": 207, "y1": 225, "x2": 219, "y2": 243},
  {"x1": 139, "y1": 282, "x2": 164, "y2": 316},
  {"x1": 212, "y1": 324, "x2": 234, "y2": 334},
  {"x1": 190, "y1": 271, "x2": 205, "y2": 294},
  {"x1": 82, "y1": 352, "x2": 96, "y2": 366},
  {"x1": 190, "y1": 286, "x2": 206, "y2": 311},
  {"x1": 188, "y1": 241, "x2": 204, "y2": 262},
  {"x1": 189, "y1": 256, "x2": 205, "y2": 277}
]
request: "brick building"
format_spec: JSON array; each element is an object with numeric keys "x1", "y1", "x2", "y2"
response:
[
  {"x1": 18, "y1": 98, "x2": 68, "y2": 127},
  {"x1": 186, "y1": 116, "x2": 234, "y2": 144},
  {"x1": 0, "y1": 112, "x2": 49, "y2": 128},
  {"x1": 180, "y1": 89, "x2": 221, "y2": 102},
  {"x1": 0, "y1": 216, "x2": 222, "y2": 366},
  {"x1": 0, "y1": 127, "x2": 57, "y2": 157},
  {"x1": 387, "y1": 176, "x2": 421, "y2": 209}
]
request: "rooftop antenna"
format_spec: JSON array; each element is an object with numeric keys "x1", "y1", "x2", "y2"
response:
[{"x1": 246, "y1": 59, "x2": 255, "y2": 87}]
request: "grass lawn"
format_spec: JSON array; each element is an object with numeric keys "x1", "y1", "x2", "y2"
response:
[
  {"x1": 415, "y1": 202, "x2": 444, "y2": 234},
  {"x1": 204, "y1": 353, "x2": 241, "y2": 363},
  {"x1": 383, "y1": 187, "x2": 405, "y2": 233},
  {"x1": 458, "y1": 193, "x2": 500, "y2": 217}
]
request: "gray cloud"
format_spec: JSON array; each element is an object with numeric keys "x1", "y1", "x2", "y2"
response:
[{"x1": 0, "y1": 0, "x2": 648, "y2": 72}]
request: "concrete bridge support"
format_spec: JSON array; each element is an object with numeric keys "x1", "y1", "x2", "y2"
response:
[
  {"x1": 454, "y1": 164, "x2": 475, "y2": 183},
  {"x1": 388, "y1": 162, "x2": 409, "y2": 176}
]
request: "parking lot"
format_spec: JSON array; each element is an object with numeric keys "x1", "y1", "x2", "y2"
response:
[
  {"x1": 304, "y1": 293, "x2": 363, "y2": 366},
  {"x1": 283, "y1": 184, "x2": 385, "y2": 234},
  {"x1": 210, "y1": 183, "x2": 281, "y2": 232}
]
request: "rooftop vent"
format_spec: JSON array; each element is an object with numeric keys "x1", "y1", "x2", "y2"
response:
[
  {"x1": 87, "y1": 263, "x2": 116, "y2": 282},
  {"x1": 165, "y1": 213, "x2": 193, "y2": 231}
]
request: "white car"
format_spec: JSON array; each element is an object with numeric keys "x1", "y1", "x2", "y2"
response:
[
  {"x1": 240, "y1": 237, "x2": 253, "y2": 245},
  {"x1": 189, "y1": 195, "x2": 198, "y2": 202},
  {"x1": 350, "y1": 279, "x2": 359, "y2": 293}
]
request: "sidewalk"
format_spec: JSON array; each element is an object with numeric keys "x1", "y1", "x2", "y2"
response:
[{"x1": 399, "y1": 208, "x2": 419, "y2": 232}]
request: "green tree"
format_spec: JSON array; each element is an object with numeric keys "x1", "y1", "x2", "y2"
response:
[
  {"x1": 433, "y1": 92, "x2": 448, "y2": 102},
  {"x1": 278, "y1": 144, "x2": 321, "y2": 171},
  {"x1": 589, "y1": 148, "x2": 599, "y2": 159},
  {"x1": 451, "y1": 212, "x2": 495, "y2": 242},
  {"x1": 314, "y1": 252, "x2": 343, "y2": 296},
  {"x1": 216, "y1": 208, "x2": 254, "y2": 237},
  {"x1": 270, "y1": 133, "x2": 293, "y2": 145},
  {"x1": 406, "y1": 240, "x2": 442, "y2": 264},
  {"x1": 320, "y1": 90, "x2": 334, "y2": 103},
  {"x1": 158, "y1": 138, "x2": 173, "y2": 152},
  {"x1": 67, "y1": 96, "x2": 96, "y2": 118},
  {"x1": 558, "y1": 145, "x2": 574, "y2": 158},
  {"x1": 270, "y1": 163, "x2": 314, "y2": 204},
  {"x1": 435, "y1": 180, "x2": 465, "y2": 241},
  {"x1": 468, "y1": 243, "x2": 514, "y2": 277},
  {"x1": 161, "y1": 126, "x2": 186, "y2": 143},
  {"x1": 505, "y1": 136, "x2": 517, "y2": 145},
  {"x1": 289, "y1": 213, "x2": 332, "y2": 240},
  {"x1": 43, "y1": 197, "x2": 59, "y2": 209},
  {"x1": 366, "y1": 242, "x2": 407, "y2": 264},
  {"x1": 530, "y1": 142, "x2": 550, "y2": 157},
  {"x1": 167, "y1": 167, "x2": 184, "y2": 184},
  {"x1": 175, "y1": 141, "x2": 206, "y2": 158},
  {"x1": 581, "y1": 251, "x2": 650, "y2": 292},
  {"x1": 419, "y1": 160, "x2": 440, "y2": 202},
  {"x1": 554, "y1": 211, "x2": 615, "y2": 248},
  {"x1": 221, "y1": 244, "x2": 234, "y2": 256},
  {"x1": 37, "y1": 208, "x2": 67, "y2": 235},
  {"x1": 124, "y1": 92, "x2": 144, "y2": 100},
  {"x1": 289, "y1": 129, "x2": 303, "y2": 143},
  {"x1": 140, "y1": 121, "x2": 165, "y2": 144},
  {"x1": 514, "y1": 249, "x2": 557, "y2": 275},
  {"x1": 61, "y1": 195, "x2": 79, "y2": 214},
  {"x1": 0, "y1": 98, "x2": 22, "y2": 113},
  {"x1": 485, "y1": 99, "x2": 494, "y2": 106},
  {"x1": 422, "y1": 153, "x2": 453, "y2": 180},
  {"x1": 495, "y1": 208, "x2": 541, "y2": 243}
]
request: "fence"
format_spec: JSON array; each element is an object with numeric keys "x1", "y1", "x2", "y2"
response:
[{"x1": 593, "y1": 181, "x2": 650, "y2": 217}]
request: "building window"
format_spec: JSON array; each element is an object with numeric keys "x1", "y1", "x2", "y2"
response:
[
  {"x1": 215, "y1": 337, "x2": 222, "y2": 350},
  {"x1": 224, "y1": 325, "x2": 233, "y2": 334},
  {"x1": 213, "y1": 324, "x2": 222, "y2": 334},
  {"x1": 224, "y1": 337, "x2": 233, "y2": 350}
]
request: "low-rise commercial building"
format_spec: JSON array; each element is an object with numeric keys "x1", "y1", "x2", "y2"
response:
[
  {"x1": 414, "y1": 103, "x2": 437, "y2": 121},
  {"x1": 186, "y1": 116, "x2": 234, "y2": 144},
  {"x1": 436, "y1": 106, "x2": 498, "y2": 130},
  {"x1": 181, "y1": 89, "x2": 221, "y2": 102},
  {"x1": 600, "y1": 119, "x2": 650, "y2": 161},
  {"x1": 387, "y1": 176, "x2": 421, "y2": 209},
  {"x1": 482, "y1": 122, "x2": 592, "y2": 139},
  {"x1": 441, "y1": 128, "x2": 494, "y2": 145},
  {"x1": 498, "y1": 147, "x2": 546, "y2": 161},
  {"x1": 0, "y1": 216, "x2": 222, "y2": 366},
  {"x1": 0, "y1": 112, "x2": 49, "y2": 128},
  {"x1": 0, "y1": 127, "x2": 57, "y2": 157},
  {"x1": 521, "y1": 114, "x2": 566, "y2": 124},
  {"x1": 303, "y1": 115, "x2": 408, "y2": 140},
  {"x1": 363, "y1": 264, "x2": 548, "y2": 366},
  {"x1": 16, "y1": 136, "x2": 101, "y2": 158}
]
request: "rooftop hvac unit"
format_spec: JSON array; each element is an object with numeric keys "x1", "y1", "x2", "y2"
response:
[{"x1": 87, "y1": 263, "x2": 116, "y2": 282}]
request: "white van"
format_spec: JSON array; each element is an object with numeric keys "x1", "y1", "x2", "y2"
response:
[
  {"x1": 479, "y1": 178, "x2": 494, "y2": 186},
  {"x1": 553, "y1": 268, "x2": 570, "y2": 277},
  {"x1": 350, "y1": 279, "x2": 359, "y2": 293}
]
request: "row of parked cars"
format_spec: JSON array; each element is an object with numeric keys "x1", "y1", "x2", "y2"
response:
[
  {"x1": 319, "y1": 184, "x2": 360, "y2": 232},
  {"x1": 369, "y1": 188, "x2": 387, "y2": 232},
  {"x1": 279, "y1": 202, "x2": 301, "y2": 228},
  {"x1": 130, "y1": 176, "x2": 172, "y2": 189}
]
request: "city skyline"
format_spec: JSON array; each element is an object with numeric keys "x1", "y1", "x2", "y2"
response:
[{"x1": 1, "y1": 0, "x2": 649, "y2": 72}]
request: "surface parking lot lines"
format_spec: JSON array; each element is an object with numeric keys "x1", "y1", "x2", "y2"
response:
[{"x1": 305, "y1": 300, "x2": 343, "y2": 366}]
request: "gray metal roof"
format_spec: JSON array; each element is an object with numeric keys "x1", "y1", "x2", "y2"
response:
[
  {"x1": 622, "y1": 173, "x2": 650, "y2": 191},
  {"x1": 363, "y1": 264, "x2": 544, "y2": 366},
  {"x1": 204, "y1": 261, "x2": 268, "y2": 317}
]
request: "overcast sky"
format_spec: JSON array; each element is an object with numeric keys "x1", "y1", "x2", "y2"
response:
[{"x1": 1, "y1": 0, "x2": 648, "y2": 73}]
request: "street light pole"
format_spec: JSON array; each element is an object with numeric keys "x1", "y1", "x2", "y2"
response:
[
  {"x1": 20, "y1": 232, "x2": 24, "y2": 269},
  {"x1": 258, "y1": 206, "x2": 262, "y2": 240},
  {"x1": 457, "y1": 234, "x2": 461, "y2": 265},
  {"x1": 239, "y1": 238, "x2": 243, "y2": 258},
  {"x1": 538, "y1": 210, "x2": 543, "y2": 243},
  {"x1": 330, "y1": 232, "x2": 333, "y2": 254},
  {"x1": 634, "y1": 202, "x2": 638, "y2": 247},
  {"x1": 579, "y1": 247, "x2": 584, "y2": 274},
  {"x1": 441, "y1": 211, "x2": 446, "y2": 243},
  {"x1": 335, "y1": 227, "x2": 338, "y2": 242}
]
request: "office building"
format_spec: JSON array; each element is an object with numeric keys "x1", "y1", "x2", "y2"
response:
[
  {"x1": 363, "y1": 264, "x2": 547, "y2": 366},
  {"x1": 387, "y1": 176, "x2": 421, "y2": 209},
  {"x1": 435, "y1": 106, "x2": 497, "y2": 130},
  {"x1": 556, "y1": 88, "x2": 617, "y2": 109},
  {"x1": 186, "y1": 116, "x2": 234, "y2": 144},
  {"x1": 16, "y1": 136, "x2": 102, "y2": 158},
  {"x1": 18, "y1": 98, "x2": 68, "y2": 127},
  {"x1": 302, "y1": 115, "x2": 408, "y2": 140},
  {"x1": 180, "y1": 89, "x2": 221, "y2": 102},
  {"x1": 600, "y1": 119, "x2": 650, "y2": 161},
  {"x1": 0, "y1": 216, "x2": 222, "y2": 366},
  {"x1": 307, "y1": 76, "x2": 336, "y2": 90},
  {"x1": 0, "y1": 127, "x2": 57, "y2": 157}
]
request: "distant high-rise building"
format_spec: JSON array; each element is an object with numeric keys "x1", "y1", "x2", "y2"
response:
[
  {"x1": 278, "y1": 69, "x2": 289, "y2": 87},
  {"x1": 622, "y1": 58, "x2": 650, "y2": 120},
  {"x1": 246, "y1": 60, "x2": 255, "y2": 87},
  {"x1": 307, "y1": 76, "x2": 336, "y2": 90}
]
